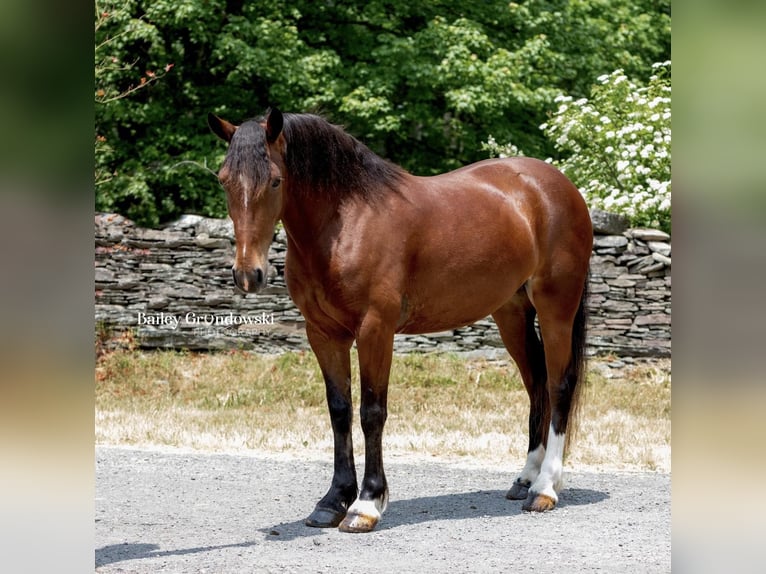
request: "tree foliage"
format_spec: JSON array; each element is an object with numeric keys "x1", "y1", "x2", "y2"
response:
[
  {"x1": 486, "y1": 62, "x2": 671, "y2": 232},
  {"x1": 95, "y1": 0, "x2": 670, "y2": 226}
]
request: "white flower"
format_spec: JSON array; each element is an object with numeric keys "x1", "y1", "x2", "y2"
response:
[
  {"x1": 508, "y1": 62, "x2": 670, "y2": 227},
  {"x1": 640, "y1": 144, "x2": 655, "y2": 158}
]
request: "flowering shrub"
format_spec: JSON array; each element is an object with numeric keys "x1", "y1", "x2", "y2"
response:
[{"x1": 485, "y1": 62, "x2": 671, "y2": 232}]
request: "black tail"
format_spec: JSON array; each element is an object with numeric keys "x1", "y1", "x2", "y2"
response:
[{"x1": 564, "y1": 275, "x2": 589, "y2": 455}]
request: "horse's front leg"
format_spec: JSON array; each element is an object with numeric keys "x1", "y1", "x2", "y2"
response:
[
  {"x1": 339, "y1": 313, "x2": 394, "y2": 533},
  {"x1": 304, "y1": 324, "x2": 358, "y2": 528}
]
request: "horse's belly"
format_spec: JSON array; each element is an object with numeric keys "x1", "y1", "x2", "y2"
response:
[
  {"x1": 396, "y1": 315, "x2": 488, "y2": 335},
  {"x1": 395, "y1": 276, "x2": 522, "y2": 335}
]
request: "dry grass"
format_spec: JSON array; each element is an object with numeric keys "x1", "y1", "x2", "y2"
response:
[{"x1": 95, "y1": 349, "x2": 670, "y2": 471}]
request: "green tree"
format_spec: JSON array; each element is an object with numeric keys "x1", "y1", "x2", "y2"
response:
[
  {"x1": 486, "y1": 62, "x2": 671, "y2": 231},
  {"x1": 94, "y1": 0, "x2": 670, "y2": 226}
]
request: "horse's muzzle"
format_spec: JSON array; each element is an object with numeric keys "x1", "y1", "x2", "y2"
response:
[{"x1": 232, "y1": 266, "x2": 266, "y2": 293}]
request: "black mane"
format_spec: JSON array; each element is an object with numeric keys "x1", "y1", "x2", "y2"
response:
[{"x1": 281, "y1": 113, "x2": 406, "y2": 202}]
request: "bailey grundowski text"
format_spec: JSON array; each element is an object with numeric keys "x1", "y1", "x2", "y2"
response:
[{"x1": 136, "y1": 311, "x2": 275, "y2": 330}]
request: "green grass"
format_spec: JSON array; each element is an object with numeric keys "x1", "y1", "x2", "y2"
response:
[{"x1": 96, "y1": 349, "x2": 671, "y2": 471}]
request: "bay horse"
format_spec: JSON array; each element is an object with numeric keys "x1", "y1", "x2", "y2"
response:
[{"x1": 208, "y1": 108, "x2": 592, "y2": 533}]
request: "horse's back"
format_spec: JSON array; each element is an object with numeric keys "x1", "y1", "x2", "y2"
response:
[
  {"x1": 416, "y1": 156, "x2": 591, "y2": 248},
  {"x1": 438, "y1": 156, "x2": 587, "y2": 212}
]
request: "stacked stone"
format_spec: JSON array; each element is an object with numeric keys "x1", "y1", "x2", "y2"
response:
[
  {"x1": 95, "y1": 211, "x2": 670, "y2": 358},
  {"x1": 95, "y1": 213, "x2": 307, "y2": 352},
  {"x1": 586, "y1": 211, "x2": 671, "y2": 357}
]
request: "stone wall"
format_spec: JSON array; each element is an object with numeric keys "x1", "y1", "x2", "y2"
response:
[{"x1": 95, "y1": 212, "x2": 670, "y2": 357}]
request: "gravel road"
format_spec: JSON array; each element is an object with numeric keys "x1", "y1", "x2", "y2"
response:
[{"x1": 95, "y1": 446, "x2": 670, "y2": 573}]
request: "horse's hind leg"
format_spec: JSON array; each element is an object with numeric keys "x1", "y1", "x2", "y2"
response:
[
  {"x1": 523, "y1": 274, "x2": 588, "y2": 512},
  {"x1": 492, "y1": 289, "x2": 549, "y2": 501}
]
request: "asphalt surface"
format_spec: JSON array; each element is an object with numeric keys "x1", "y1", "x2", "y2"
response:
[{"x1": 95, "y1": 446, "x2": 670, "y2": 573}]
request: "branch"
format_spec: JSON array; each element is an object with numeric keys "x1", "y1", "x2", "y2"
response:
[
  {"x1": 95, "y1": 64, "x2": 174, "y2": 104},
  {"x1": 169, "y1": 159, "x2": 221, "y2": 182}
]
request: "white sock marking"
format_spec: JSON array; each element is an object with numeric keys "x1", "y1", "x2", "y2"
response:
[
  {"x1": 347, "y1": 489, "x2": 389, "y2": 517},
  {"x1": 519, "y1": 444, "x2": 545, "y2": 484},
  {"x1": 530, "y1": 424, "x2": 566, "y2": 500},
  {"x1": 347, "y1": 498, "x2": 383, "y2": 520}
]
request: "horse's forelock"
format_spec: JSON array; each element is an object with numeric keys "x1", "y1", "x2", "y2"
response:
[{"x1": 223, "y1": 120, "x2": 272, "y2": 194}]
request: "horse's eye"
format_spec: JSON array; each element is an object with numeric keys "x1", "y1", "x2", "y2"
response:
[{"x1": 271, "y1": 177, "x2": 282, "y2": 189}]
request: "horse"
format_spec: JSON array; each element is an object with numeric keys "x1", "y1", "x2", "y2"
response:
[{"x1": 208, "y1": 108, "x2": 592, "y2": 533}]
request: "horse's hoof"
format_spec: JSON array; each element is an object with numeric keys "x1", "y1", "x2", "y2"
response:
[
  {"x1": 522, "y1": 492, "x2": 557, "y2": 512},
  {"x1": 506, "y1": 479, "x2": 531, "y2": 500},
  {"x1": 338, "y1": 510, "x2": 380, "y2": 533},
  {"x1": 305, "y1": 506, "x2": 346, "y2": 528},
  {"x1": 337, "y1": 497, "x2": 385, "y2": 533}
]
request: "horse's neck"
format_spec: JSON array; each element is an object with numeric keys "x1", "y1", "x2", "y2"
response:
[{"x1": 280, "y1": 194, "x2": 340, "y2": 263}]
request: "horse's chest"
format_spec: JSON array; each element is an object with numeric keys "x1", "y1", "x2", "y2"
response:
[{"x1": 284, "y1": 259, "x2": 359, "y2": 328}]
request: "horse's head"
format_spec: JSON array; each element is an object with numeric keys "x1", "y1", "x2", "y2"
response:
[{"x1": 208, "y1": 109, "x2": 286, "y2": 294}]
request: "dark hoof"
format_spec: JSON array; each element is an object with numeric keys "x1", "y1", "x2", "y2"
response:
[
  {"x1": 522, "y1": 491, "x2": 557, "y2": 512},
  {"x1": 506, "y1": 478, "x2": 531, "y2": 500},
  {"x1": 305, "y1": 506, "x2": 346, "y2": 528}
]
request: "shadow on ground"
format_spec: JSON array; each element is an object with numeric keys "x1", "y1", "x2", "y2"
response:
[
  {"x1": 260, "y1": 486, "x2": 609, "y2": 540},
  {"x1": 95, "y1": 486, "x2": 609, "y2": 567},
  {"x1": 95, "y1": 540, "x2": 258, "y2": 568}
]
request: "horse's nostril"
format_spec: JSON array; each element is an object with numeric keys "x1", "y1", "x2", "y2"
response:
[
  {"x1": 231, "y1": 267, "x2": 240, "y2": 289},
  {"x1": 232, "y1": 266, "x2": 265, "y2": 293}
]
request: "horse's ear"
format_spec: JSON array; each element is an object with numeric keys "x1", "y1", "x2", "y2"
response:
[
  {"x1": 266, "y1": 108, "x2": 283, "y2": 143},
  {"x1": 208, "y1": 113, "x2": 237, "y2": 142}
]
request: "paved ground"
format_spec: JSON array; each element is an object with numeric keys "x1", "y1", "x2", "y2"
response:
[{"x1": 95, "y1": 446, "x2": 670, "y2": 573}]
